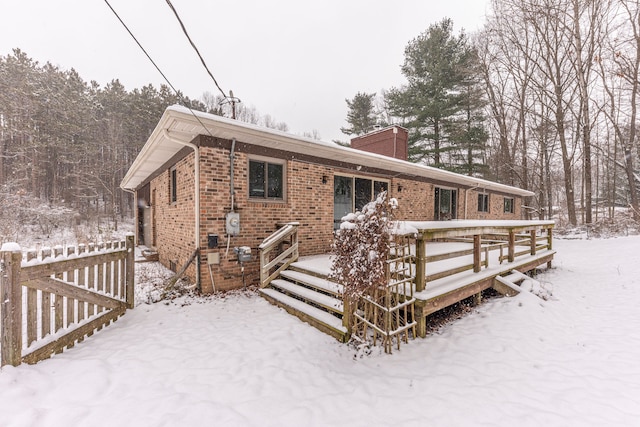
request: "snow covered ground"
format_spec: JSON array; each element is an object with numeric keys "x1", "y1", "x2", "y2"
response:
[{"x1": 1, "y1": 236, "x2": 639, "y2": 426}]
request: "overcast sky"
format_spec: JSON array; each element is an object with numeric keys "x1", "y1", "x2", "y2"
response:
[{"x1": 1, "y1": 0, "x2": 490, "y2": 143}]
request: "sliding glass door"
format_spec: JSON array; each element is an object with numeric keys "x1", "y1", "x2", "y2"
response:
[
  {"x1": 434, "y1": 187, "x2": 457, "y2": 220},
  {"x1": 334, "y1": 175, "x2": 388, "y2": 229}
]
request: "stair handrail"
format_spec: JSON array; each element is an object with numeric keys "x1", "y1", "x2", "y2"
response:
[{"x1": 259, "y1": 222, "x2": 300, "y2": 287}]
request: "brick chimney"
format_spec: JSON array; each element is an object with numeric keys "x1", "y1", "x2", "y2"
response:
[{"x1": 350, "y1": 125, "x2": 408, "y2": 161}]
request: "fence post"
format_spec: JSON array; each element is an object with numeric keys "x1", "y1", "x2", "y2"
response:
[
  {"x1": 1, "y1": 244, "x2": 23, "y2": 367},
  {"x1": 546, "y1": 226, "x2": 553, "y2": 269},
  {"x1": 125, "y1": 234, "x2": 135, "y2": 309}
]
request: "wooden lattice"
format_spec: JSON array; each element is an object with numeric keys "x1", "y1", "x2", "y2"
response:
[{"x1": 351, "y1": 235, "x2": 417, "y2": 353}]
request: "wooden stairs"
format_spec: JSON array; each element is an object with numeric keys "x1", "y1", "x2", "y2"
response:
[
  {"x1": 259, "y1": 265, "x2": 349, "y2": 342},
  {"x1": 494, "y1": 269, "x2": 550, "y2": 300}
]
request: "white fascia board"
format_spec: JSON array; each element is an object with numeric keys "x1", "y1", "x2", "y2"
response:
[
  {"x1": 120, "y1": 110, "x2": 196, "y2": 190},
  {"x1": 121, "y1": 105, "x2": 534, "y2": 198}
]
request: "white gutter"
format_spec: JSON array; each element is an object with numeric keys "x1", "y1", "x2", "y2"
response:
[
  {"x1": 162, "y1": 129, "x2": 201, "y2": 286},
  {"x1": 122, "y1": 106, "x2": 535, "y2": 198}
]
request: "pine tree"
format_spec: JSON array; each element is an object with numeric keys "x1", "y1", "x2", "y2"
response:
[
  {"x1": 340, "y1": 92, "x2": 378, "y2": 136},
  {"x1": 386, "y1": 18, "x2": 487, "y2": 174},
  {"x1": 449, "y1": 50, "x2": 489, "y2": 177}
]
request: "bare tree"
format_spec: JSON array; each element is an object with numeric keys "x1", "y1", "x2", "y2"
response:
[
  {"x1": 598, "y1": 0, "x2": 640, "y2": 220},
  {"x1": 482, "y1": 0, "x2": 584, "y2": 225},
  {"x1": 569, "y1": 0, "x2": 608, "y2": 224}
]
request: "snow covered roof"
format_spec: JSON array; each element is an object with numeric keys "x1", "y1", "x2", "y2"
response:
[{"x1": 120, "y1": 105, "x2": 534, "y2": 197}]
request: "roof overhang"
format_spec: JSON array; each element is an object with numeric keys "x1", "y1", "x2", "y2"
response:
[{"x1": 120, "y1": 105, "x2": 534, "y2": 198}]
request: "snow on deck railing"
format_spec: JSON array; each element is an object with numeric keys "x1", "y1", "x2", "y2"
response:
[
  {"x1": 258, "y1": 222, "x2": 300, "y2": 250},
  {"x1": 259, "y1": 223, "x2": 300, "y2": 287},
  {"x1": 412, "y1": 221, "x2": 555, "y2": 293}
]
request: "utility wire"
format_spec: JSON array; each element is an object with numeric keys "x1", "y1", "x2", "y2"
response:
[
  {"x1": 103, "y1": 0, "x2": 215, "y2": 137},
  {"x1": 165, "y1": 0, "x2": 228, "y2": 100},
  {"x1": 103, "y1": 0, "x2": 180, "y2": 99}
]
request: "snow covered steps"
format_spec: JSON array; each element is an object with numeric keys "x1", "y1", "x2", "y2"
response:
[
  {"x1": 494, "y1": 271, "x2": 528, "y2": 296},
  {"x1": 279, "y1": 269, "x2": 344, "y2": 298},
  {"x1": 259, "y1": 269, "x2": 348, "y2": 342},
  {"x1": 494, "y1": 269, "x2": 550, "y2": 300}
]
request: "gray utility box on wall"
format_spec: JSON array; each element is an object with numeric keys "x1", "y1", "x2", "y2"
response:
[
  {"x1": 226, "y1": 212, "x2": 240, "y2": 236},
  {"x1": 234, "y1": 246, "x2": 251, "y2": 263}
]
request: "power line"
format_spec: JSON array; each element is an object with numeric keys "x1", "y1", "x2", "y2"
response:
[
  {"x1": 165, "y1": 0, "x2": 229, "y2": 100},
  {"x1": 103, "y1": 0, "x2": 181, "y2": 99},
  {"x1": 103, "y1": 0, "x2": 216, "y2": 137}
]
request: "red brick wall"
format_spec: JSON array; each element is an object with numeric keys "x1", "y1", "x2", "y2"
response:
[
  {"x1": 390, "y1": 184, "x2": 523, "y2": 221},
  {"x1": 391, "y1": 178, "x2": 436, "y2": 220},
  {"x1": 197, "y1": 147, "x2": 336, "y2": 292},
  {"x1": 350, "y1": 127, "x2": 409, "y2": 161},
  {"x1": 467, "y1": 189, "x2": 522, "y2": 220},
  {"x1": 143, "y1": 144, "x2": 525, "y2": 292},
  {"x1": 148, "y1": 153, "x2": 197, "y2": 282}
]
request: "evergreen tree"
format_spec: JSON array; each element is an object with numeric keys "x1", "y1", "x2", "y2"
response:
[
  {"x1": 0, "y1": 49, "x2": 293, "y2": 228},
  {"x1": 340, "y1": 91, "x2": 377, "y2": 136},
  {"x1": 386, "y1": 18, "x2": 487, "y2": 174},
  {"x1": 449, "y1": 47, "x2": 489, "y2": 177}
]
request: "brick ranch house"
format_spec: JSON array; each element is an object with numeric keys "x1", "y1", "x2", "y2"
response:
[{"x1": 120, "y1": 105, "x2": 533, "y2": 293}]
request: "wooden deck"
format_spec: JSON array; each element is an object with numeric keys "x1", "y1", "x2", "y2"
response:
[
  {"x1": 259, "y1": 219, "x2": 555, "y2": 345},
  {"x1": 292, "y1": 247, "x2": 554, "y2": 330},
  {"x1": 289, "y1": 220, "x2": 555, "y2": 339}
]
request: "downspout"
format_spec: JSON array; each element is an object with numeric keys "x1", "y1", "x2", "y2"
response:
[
  {"x1": 227, "y1": 138, "x2": 236, "y2": 256},
  {"x1": 162, "y1": 129, "x2": 201, "y2": 290},
  {"x1": 465, "y1": 184, "x2": 480, "y2": 220}
]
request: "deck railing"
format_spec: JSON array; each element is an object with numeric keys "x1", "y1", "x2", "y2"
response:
[
  {"x1": 258, "y1": 222, "x2": 299, "y2": 287},
  {"x1": 411, "y1": 220, "x2": 555, "y2": 292},
  {"x1": 0, "y1": 235, "x2": 134, "y2": 366}
]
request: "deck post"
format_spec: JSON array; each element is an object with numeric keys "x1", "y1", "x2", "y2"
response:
[
  {"x1": 259, "y1": 250, "x2": 267, "y2": 286},
  {"x1": 1, "y1": 246, "x2": 23, "y2": 367},
  {"x1": 415, "y1": 235, "x2": 426, "y2": 292},
  {"x1": 125, "y1": 234, "x2": 135, "y2": 309},
  {"x1": 508, "y1": 230, "x2": 515, "y2": 263},
  {"x1": 473, "y1": 292, "x2": 482, "y2": 306},
  {"x1": 342, "y1": 298, "x2": 351, "y2": 334},
  {"x1": 415, "y1": 302, "x2": 426, "y2": 338},
  {"x1": 546, "y1": 226, "x2": 553, "y2": 268},
  {"x1": 473, "y1": 234, "x2": 481, "y2": 273},
  {"x1": 530, "y1": 230, "x2": 536, "y2": 255}
]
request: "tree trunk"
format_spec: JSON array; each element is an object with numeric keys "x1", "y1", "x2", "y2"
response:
[
  {"x1": 434, "y1": 119, "x2": 441, "y2": 166},
  {"x1": 555, "y1": 100, "x2": 577, "y2": 226},
  {"x1": 573, "y1": 0, "x2": 594, "y2": 224}
]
